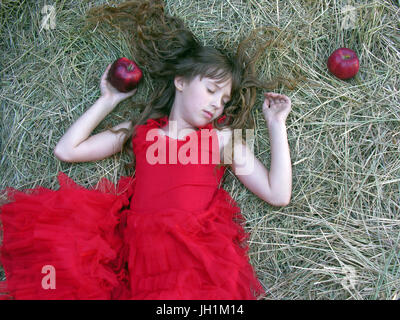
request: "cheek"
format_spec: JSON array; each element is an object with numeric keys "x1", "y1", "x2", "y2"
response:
[
  {"x1": 215, "y1": 108, "x2": 224, "y2": 119},
  {"x1": 192, "y1": 92, "x2": 209, "y2": 109}
]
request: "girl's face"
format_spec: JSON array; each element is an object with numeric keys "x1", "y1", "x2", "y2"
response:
[{"x1": 174, "y1": 74, "x2": 232, "y2": 127}]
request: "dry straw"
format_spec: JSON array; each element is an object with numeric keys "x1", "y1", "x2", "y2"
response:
[{"x1": 1, "y1": 0, "x2": 399, "y2": 299}]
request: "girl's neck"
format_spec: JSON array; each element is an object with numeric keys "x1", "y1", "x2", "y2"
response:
[
  {"x1": 161, "y1": 100, "x2": 200, "y2": 138},
  {"x1": 160, "y1": 112, "x2": 198, "y2": 140}
]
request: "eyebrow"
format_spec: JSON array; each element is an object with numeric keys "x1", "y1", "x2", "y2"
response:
[{"x1": 209, "y1": 80, "x2": 231, "y2": 100}]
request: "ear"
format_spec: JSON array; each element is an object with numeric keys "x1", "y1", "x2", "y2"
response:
[{"x1": 174, "y1": 76, "x2": 186, "y2": 92}]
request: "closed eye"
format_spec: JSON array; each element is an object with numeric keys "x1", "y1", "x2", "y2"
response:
[{"x1": 207, "y1": 88, "x2": 215, "y2": 93}]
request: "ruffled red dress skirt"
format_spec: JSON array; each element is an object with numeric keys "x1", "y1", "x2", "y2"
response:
[{"x1": 0, "y1": 173, "x2": 265, "y2": 300}]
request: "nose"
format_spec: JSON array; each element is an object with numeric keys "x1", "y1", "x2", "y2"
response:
[{"x1": 211, "y1": 96, "x2": 225, "y2": 110}]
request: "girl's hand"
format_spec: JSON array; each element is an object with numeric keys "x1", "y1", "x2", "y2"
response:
[
  {"x1": 262, "y1": 92, "x2": 291, "y2": 125},
  {"x1": 100, "y1": 64, "x2": 137, "y2": 106}
]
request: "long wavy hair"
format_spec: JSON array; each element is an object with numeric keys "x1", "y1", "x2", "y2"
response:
[{"x1": 84, "y1": 0, "x2": 301, "y2": 173}]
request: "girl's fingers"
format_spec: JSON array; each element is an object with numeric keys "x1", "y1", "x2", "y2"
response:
[
  {"x1": 125, "y1": 88, "x2": 137, "y2": 97},
  {"x1": 101, "y1": 64, "x2": 112, "y2": 80},
  {"x1": 264, "y1": 92, "x2": 283, "y2": 95},
  {"x1": 264, "y1": 92, "x2": 288, "y2": 98},
  {"x1": 264, "y1": 92, "x2": 290, "y2": 105},
  {"x1": 264, "y1": 92, "x2": 278, "y2": 98},
  {"x1": 268, "y1": 98, "x2": 285, "y2": 105}
]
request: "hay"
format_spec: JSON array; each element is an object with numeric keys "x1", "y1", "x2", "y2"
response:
[{"x1": 1, "y1": 0, "x2": 399, "y2": 299}]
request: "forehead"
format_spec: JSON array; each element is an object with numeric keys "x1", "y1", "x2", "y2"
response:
[{"x1": 203, "y1": 76, "x2": 232, "y2": 89}]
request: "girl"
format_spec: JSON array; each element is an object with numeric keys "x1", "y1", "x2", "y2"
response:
[{"x1": 0, "y1": 0, "x2": 292, "y2": 300}]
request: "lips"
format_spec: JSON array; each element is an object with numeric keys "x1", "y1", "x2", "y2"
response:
[{"x1": 203, "y1": 110, "x2": 213, "y2": 119}]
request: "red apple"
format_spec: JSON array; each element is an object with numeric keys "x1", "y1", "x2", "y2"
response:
[
  {"x1": 327, "y1": 48, "x2": 359, "y2": 80},
  {"x1": 107, "y1": 57, "x2": 143, "y2": 92}
]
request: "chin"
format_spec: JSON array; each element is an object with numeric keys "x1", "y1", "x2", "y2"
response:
[
  {"x1": 201, "y1": 119, "x2": 213, "y2": 127},
  {"x1": 191, "y1": 118, "x2": 209, "y2": 128}
]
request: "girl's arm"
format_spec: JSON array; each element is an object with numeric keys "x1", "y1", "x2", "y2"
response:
[
  {"x1": 223, "y1": 92, "x2": 292, "y2": 207},
  {"x1": 54, "y1": 64, "x2": 136, "y2": 163}
]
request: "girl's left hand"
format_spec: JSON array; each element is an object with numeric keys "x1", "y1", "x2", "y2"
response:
[{"x1": 262, "y1": 92, "x2": 291, "y2": 125}]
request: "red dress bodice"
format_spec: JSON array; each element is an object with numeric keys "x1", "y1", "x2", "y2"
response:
[{"x1": 131, "y1": 116, "x2": 226, "y2": 214}]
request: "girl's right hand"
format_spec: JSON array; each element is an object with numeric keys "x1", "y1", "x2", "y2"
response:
[{"x1": 100, "y1": 63, "x2": 137, "y2": 106}]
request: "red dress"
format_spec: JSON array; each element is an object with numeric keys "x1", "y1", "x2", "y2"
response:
[{"x1": 0, "y1": 116, "x2": 265, "y2": 300}]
